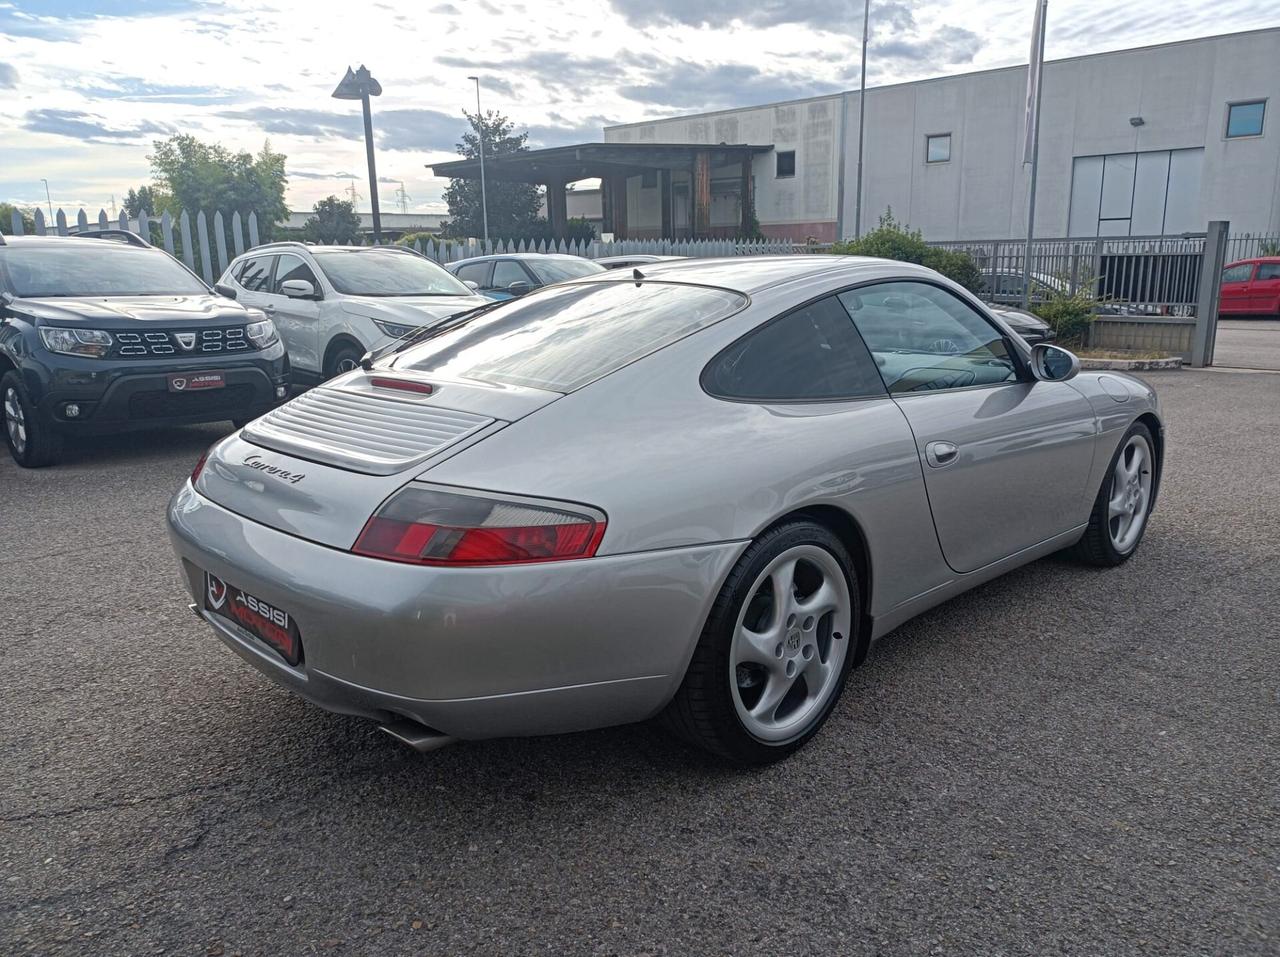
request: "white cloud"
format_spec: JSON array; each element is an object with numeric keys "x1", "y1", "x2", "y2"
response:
[{"x1": 0, "y1": 0, "x2": 1275, "y2": 215}]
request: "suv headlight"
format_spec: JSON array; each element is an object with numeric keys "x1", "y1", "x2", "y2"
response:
[
  {"x1": 39, "y1": 327, "x2": 113, "y2": 358},
  {"x1": 245, "y1": 318, "x2": 279, "y2": 349},
  {"x1": 372, "y1": 317, "x2": 420, "y2": 339}
]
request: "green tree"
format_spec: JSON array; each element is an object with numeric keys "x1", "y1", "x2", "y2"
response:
[
  {"x1": 148, "y1": 135, "x2": 288, "y2": 240},
  {"x1": 123, "y1": 185, "x2": 172, "y2": 218},
  {"x1": 0, "y1": 202, "x2": 35, "y2": 235},
  {"x1": 441, "y1": 110, "x2": 542, "y2": 240},
  {"x1": 832, "y1": 208, "x2": 982, "y2": 292},
  {"x1": 302, "y1": 195, "x2": 362, "y2": 244}
]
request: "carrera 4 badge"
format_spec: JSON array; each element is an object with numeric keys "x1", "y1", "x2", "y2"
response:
[{"x1": 243, "y1": 453, "x2": 306, "y2": 485}]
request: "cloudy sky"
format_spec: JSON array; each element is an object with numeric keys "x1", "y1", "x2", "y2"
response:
[{"x1": 1, "y1": 0, "x2": 1275, "y2": 216}]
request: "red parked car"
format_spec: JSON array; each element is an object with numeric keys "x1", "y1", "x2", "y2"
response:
[{"x1": 1220, "y1": 257, "x2": 1280, "y2": 316}]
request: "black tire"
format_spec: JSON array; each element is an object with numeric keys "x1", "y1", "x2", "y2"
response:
[
  {"x1": 662, "y1": 521, "x2": 860, "y2": 765},
  {"x1": 324, "y1": 343, "x2": 364, "y2": 380},
  {"x1": 2, "y1": 371, "x2": 63, "y2": 468},
  {"x1": 1070, "y1": 421, "x2": 1157, "y2": 567}
]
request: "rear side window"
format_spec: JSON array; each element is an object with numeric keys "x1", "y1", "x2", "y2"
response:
[
  {"x1": 704, "y1": 295, "x2": 885, "y2": 401},
  {"x1": 1258, "y1": 264, "x2": 1280, "y2": 280},
  {"x1": 236, "y1": 254, "x2": 275, "y2": 292},
  {"x1": 391, "y1": 281, "x2": 746, "y2": 393}
]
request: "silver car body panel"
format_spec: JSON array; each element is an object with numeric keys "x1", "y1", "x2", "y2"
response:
[{"x1": 170, "y1": 256, "x2": 1162, "y2": 740}]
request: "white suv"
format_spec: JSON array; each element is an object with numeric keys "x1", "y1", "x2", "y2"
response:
[{"x1": 218, "y1": 244, "x2": 488, "y2": 381}]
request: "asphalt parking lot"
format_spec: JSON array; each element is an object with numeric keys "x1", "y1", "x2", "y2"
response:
[
  {"x1": 2, "y1": 368, "x2": 1278, "y2": 956},
  {"x1": 1215, "y1": 319, "x2": 1280, "y2": 371}
]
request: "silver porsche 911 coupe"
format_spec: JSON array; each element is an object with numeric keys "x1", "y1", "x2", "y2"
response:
[{"x1": 168, "y1": 256, "x2": 1162, "y2": 764}]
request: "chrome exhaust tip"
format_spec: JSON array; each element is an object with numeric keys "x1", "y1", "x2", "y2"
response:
[{"x1": 379, "y1": 719, "x2": 458, "y2": 753}]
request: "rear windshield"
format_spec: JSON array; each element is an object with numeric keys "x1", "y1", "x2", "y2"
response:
[
  {"x1": 312, "y1": 249, "x2": 472, "y2": 297},
  {"x1": 0, "y1": 244, "x2": 209, "y2": 297},
  {"x1": 389, "y1": 281, "x2": 747, "y2": 392}
]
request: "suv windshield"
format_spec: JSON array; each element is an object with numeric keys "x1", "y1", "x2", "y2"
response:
[
  {"x1": 390, "y1": 280, "x2": 747, "y2": 392},
  {"x1": 527, "y1": 258, "x2": 606, "y2": 284},
  {"x1": 312, "y1": 249, "x2": 472, "y2": 297},
  {"x1": 1, "y1": 243, "x2": 209, "y2": 298}
]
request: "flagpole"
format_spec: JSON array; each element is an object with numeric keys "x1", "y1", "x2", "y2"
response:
[
  {"x1": 1021, "y1": 0, "x2": 1048, "y2": 310},
  {"x1": 853, "y1": 0, "x2": 871, "y2": 239}
]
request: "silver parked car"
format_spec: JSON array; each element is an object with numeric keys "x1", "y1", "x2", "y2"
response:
[{"x1": 168, "y1": 256, "x2": 1162, "y2": 764}]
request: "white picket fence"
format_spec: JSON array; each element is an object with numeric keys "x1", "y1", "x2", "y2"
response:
[
  {"x1": 7, "y1": 206, "x2": 264, "y2": 285},
  {"x1": 404, "y1": 235, "x2": 810, "y2": 264},
  {"x1": 7, "y1": 205, "x2": 812, "y2": 276}
]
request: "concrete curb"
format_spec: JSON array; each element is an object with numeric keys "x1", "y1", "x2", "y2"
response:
[{"x1": 1080, "y1": 356, "x2": 1184, "y2": 371}]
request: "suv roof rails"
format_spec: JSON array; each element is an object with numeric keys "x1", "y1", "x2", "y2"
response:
[{"x1": 77, "y1": 228, "x2": 152, "y2": 249}]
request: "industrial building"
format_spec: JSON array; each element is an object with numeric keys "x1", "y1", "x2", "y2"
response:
[{"x1": 434, "y1": 27, "x2": 1279, "y2": 243}]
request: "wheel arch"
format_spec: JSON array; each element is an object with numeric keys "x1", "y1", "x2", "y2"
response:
[
  {"x1": 761, "y1": 504, "x2": 874, "y2": 668},
  {"x1": 322, "y1": 334, "x2": 366, "y2": 376},
  {"x1": 1134, "y1": 411, "x2": 1164, "y2": 506}
]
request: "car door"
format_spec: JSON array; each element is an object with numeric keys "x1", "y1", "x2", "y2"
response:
[
  {"x1": 1249, "y1": 262, "x2": 1280, "y2": 314},
  {"x1": 1219, "y1": 262, "x2": 1255, "y2": 315},
  {"x1": 267, "y1": 253, "x2": 322, "y2": 373},
  {"x1": 841, "y1": 281, "x2": 1098, "y2": 574},
  {"x1": 490, "y1": 258, "x2": 536, "y2": 299}
]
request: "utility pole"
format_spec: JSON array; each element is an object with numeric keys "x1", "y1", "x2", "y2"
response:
[
  {"x1": 395, "y1": 181, "x2": 411, "y2": 214},
  {"x1": 467, "y1": 75, "x2": 490, "y2": 245},
  {"x1": 1020, "y1": 0, "x2": 1048, "y2": 309},
  {"x1": 40, "y1": 178, "x2": 53, "y2": 221},
  {"x1": 853, "y1": 0, "x2": 871, "y2": 239}
]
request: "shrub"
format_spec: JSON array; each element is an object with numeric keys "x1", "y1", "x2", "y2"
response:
[
  {"x1": 1033, "y1": 285, "x2": 1096, "y2": 346},
  {"x1": 396, "y1": 231, "x2": 451, "y2": 250},
  {"x1": 831, "y1": 208, "x2": 981, "y2": 292}
]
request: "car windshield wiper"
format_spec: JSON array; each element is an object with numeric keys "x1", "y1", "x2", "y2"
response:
[{"x1": 359, "y1": 300, "x2": 503, "y2": 369}]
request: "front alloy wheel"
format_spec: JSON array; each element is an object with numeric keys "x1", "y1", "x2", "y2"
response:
[{"x1": 1, "y1": 371, "x2": 63, "y2": 468}]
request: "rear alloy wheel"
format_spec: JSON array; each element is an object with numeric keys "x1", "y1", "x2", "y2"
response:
[
  {"x1": 2, "y1": 371, "x2": 63, "y2": 468},
  {"x1": 1071, "y1": 421, "x2": 1157, "y2": 566},
  {"x1": 663, "y1": 522, "x2": 858, "y2": 764}
]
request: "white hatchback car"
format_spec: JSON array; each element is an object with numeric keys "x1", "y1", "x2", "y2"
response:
[{"x1": 218, "y1": 243, "x2": 488, "y2": 382}]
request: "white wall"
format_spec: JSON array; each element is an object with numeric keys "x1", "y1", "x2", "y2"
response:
[{"x1": 605, "y1": 28, "x2": 1280, "y2": 241}]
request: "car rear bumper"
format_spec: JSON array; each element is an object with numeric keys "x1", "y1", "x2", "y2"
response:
[
  {"x1": 166, "y1": 483, "x2": 745, "y2": 739},
  {"x1": 31, "y1": 346, "x2": 289, "y2": 433}
]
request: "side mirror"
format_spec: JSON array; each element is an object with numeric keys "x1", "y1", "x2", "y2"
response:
[
  {"x1": 213, "y1": 282, "x2": 238, "y2": 300},
  {"x1": 462, "y1": 279, "x2": 480, "y2": 291},
  {"x1": 507, "y1": 280, "x2": 533, "y2": 296},
  {"x1": 1030, "y1": 343, "x2": 1080, "y2": 382},
  {"x1": 280, "y1": 279, "x2": 316, "y2": 299}
]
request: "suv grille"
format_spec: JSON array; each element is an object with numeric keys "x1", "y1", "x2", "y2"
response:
[{"x1": 113, "y1": 326, "x2": 252, "y2": 358}]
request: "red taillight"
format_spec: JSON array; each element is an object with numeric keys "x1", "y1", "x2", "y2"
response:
[
  {"x1": 352, "y1": 486, "x2": 606, "y2": 566},
  {"x1": 191, "y1": 449, "x2": 210, "y2": 484}
]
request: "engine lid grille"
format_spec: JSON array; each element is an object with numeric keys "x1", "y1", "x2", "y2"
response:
[{"x1": 242, "y1": 386, "x2": 495, "y2": 475}]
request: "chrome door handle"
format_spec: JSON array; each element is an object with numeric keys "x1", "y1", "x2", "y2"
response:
[
  {"x1": 263, "y1": 303, "x2": 275, "y2": 312},
  {"x1": 925, "y1": 441, "x2": 959, "y2": 468}
]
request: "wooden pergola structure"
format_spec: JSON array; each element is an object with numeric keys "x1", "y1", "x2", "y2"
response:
[{"x1": 430, "y1": 142, "x2": 773, "y2": 240}]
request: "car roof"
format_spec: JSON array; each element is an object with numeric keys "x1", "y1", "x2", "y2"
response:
[
  {"x1": 575, "y1": 255, "x2": 914, "y2": 294},
  {"x1": 447, "y1": 253, "x2": 594, "y2": 265},
  {"x1": 0, "y1": 234, "x2": 153, "y2": 248},
  {"x1": 1227, "y1": 257, "x2": 1280, "y2": 266}
]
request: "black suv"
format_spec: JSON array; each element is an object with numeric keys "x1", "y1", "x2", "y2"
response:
[{"x1": 0, "y1": 231, "x2": 290, "y2": 467}]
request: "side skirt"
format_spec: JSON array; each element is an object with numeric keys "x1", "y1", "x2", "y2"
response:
[{"x1": 867, "y1": 524, "x2": 1087, "y2": 643}]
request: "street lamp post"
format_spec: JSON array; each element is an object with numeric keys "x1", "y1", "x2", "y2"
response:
[
  {"x1": 853, "y1": 0, "x2": 870, "y2": 239},
  {"x1": 467, "y1": 75, "x2": 490, "y2": 246},
  {"x1": 40, "y1": 178, "x2": 53, "y2": 221},
  {"x1": 332, "y1": 65, "x2": 384, "y2": 244}
]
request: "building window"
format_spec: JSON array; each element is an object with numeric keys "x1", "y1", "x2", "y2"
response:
[
  {"x1": 775, "y1": 150, "x2": 796, "y2": 178},
  {"x1": 640, "y1": 169, "x2": 658, "y2": 189},
  {"x1": 1226, "y1": 100, "x2": 1266, "y2": 138},
  {"x1": 925, "y1": 133, "x2": 951, "y2": 164}
]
